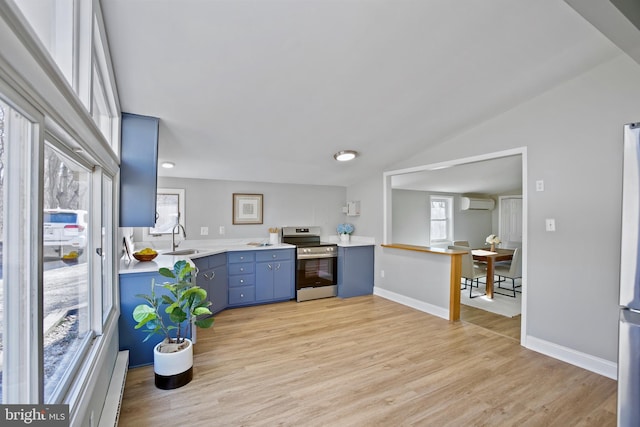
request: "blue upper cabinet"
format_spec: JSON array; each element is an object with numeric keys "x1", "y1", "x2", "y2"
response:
[{"x1": 120, "y1": 113, "x2": 159, "y2": 227}]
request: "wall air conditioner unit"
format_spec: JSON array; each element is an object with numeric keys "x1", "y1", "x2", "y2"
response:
[{"x1": 460, "y1": 197, "x2": 495, "y2": 211}]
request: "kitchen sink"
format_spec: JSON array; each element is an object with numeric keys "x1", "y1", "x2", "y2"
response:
[{"x1": 165, "y1": 249, "x2": 200, "y2": 256}]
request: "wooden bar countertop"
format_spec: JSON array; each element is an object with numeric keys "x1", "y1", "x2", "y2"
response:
[{"x1": 381, "y1": 243, "x2": 468, "y2": 255}]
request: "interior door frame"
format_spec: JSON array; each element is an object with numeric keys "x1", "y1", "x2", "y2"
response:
[{"x1": 383, "y1": 146, "x2": 528, "y2": 346}]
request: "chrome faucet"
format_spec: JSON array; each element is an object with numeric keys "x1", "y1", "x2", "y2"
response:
[{"x1": 172, "y1": 223, "x2": 186, "y2": 251}]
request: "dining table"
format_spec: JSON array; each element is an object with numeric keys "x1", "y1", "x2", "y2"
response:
[{"x1": 471, "y1": 248, "x2": 514, "y2": 298}]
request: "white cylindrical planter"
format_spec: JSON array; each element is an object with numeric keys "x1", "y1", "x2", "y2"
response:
[
  {"x1": 154, "y1": 338, "x2": 193, "y2": 389},
  {"x1": 340, "y1": 234, "x2": 350, "y2": 243}
]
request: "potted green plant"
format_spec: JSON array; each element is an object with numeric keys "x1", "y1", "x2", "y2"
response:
[{"x1": 132, "y1": 260, "x2": 214, "y2": 389}]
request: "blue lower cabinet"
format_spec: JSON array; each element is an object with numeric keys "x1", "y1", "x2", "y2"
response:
[
  {"x1": 119, "y1": 272, "x2": 191, "y2": 367},
  {"x1": 228, "y1": 249, "x2": 294, "y2": 306},
  {"x1": 337, "y1": 246, "x2": 374, "y2": 298}
]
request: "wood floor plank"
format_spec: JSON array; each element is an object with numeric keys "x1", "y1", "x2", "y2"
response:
[{"x1": 119, "y1": 296, "x2": 616, "y2": 426}]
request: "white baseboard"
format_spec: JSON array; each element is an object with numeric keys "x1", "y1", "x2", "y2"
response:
[
  {"x1": 98, "y1": 350, "x2": 129, "y2": 427},
  {"x1": 374, "y1": 287, "x2": 449, "y2": 320},
  {"x1": 525, "y1": 336, "x2": 617, "y2": 380}
]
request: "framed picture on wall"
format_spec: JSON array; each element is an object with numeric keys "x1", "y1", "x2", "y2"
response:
[{"x1": 233, "y1": 193, "x2": 263, "y2": 224}]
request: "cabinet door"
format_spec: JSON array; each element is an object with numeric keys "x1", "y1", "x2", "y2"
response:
[
  {"x1": 273, "y1": 260, "x2": 294, "y2": 299},
  {"x1": 196, "y1": 264, "x2": 228, "y2": 315},
  {"x1": 256, "y1": 260, "x2": 294, "y2": 301},
  {"x1": 119, "y1": 113, "x2": 159, "y2": 227},
  {"x1": 210, "y1": 264, "x2": 228, "y2": 314},
  {"x1": 255, "y1": 262, "x2": 274, "y2": 301},
  {"x1": 337, "y1": 246, "x2": 374, "y2": 298}
]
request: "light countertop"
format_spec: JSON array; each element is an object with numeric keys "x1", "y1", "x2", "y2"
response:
[
  {"x1": 119, "y1": 242, "x2": 295, "y2": 274},
  {"x1": 119, "y1": 236, "x2": 376, "y2": 275}
]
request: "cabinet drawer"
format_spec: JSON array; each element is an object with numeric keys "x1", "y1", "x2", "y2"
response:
[
  {"x1": 255, "y1": 249, "x2": 293, "y2": 262},
  {"x1": 228, "y1": 252, "x2": 255, "y2": 263},
  {"x1": 229, "y1": 286, "x2": 255, "y2": 305},
  {"x1": 228, "y1": 274, "x2": 254, "y2": 287},
  {"x1": 228, "y1": 262, "x2": 254, "y2": 275}
]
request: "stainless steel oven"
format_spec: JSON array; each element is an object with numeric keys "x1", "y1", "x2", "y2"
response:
[{"x1": 281, "y1": 226, "x2": 338, "y2": 302}]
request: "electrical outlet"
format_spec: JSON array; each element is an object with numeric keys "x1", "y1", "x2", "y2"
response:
[
  {"x1": 200, "y1": 227, "x2": 208, "y2": 235},
  {"x1": 380, "y1": 270, "x2": 385, "y2": 278},
  {"x1": 219, "y1": 226, "x2": 225, "y2": 235},
  {"x1": 536, "y1": 180, "x2": 544, "y2": 191}
]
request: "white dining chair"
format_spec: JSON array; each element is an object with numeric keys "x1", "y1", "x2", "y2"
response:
[
  {"x1": 494, "y1": 248, "x2": 522, "y2": 298},
  {"x1": 449, "y1": 245, "x2": 487, "y2": 298}
]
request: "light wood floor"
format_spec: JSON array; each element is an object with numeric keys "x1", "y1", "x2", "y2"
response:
[
  {"x1": 119, "y1": 296, "x2": 616, "y2": 426},
  {"x1": 460, "y1": 303, "x2": 521, "y2": 341}
]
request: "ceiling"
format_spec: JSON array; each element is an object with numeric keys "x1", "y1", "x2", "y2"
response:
[
  {"x1": 391, "y1": 155, "x2": 522, "y2": 194},
  {"x1": 100, "y1": 0, "x2": 619, "y2": 188}
]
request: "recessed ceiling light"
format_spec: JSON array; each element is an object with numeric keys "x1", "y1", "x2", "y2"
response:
[
  {"x1": 334, "y1": 150, "x2": 358, "y2": 162},
  {"x1": 161, "y1": 162, "x2": 175, "y2": 169}
]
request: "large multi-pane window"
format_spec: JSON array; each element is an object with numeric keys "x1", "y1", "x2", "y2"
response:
[
  {"x1": 1, "y1": 1, "x2": 120, "y2": 421},
  {"x1": 0, "y1": 92, "x2": 117, "y2": 407},
  {"x1": 430, "y1": 195, "x2": 454, "y2": 244}
]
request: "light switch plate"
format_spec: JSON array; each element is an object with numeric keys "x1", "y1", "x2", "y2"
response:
[{"x1": 200, "y1": 227, "x2": 208, "y2": 235}]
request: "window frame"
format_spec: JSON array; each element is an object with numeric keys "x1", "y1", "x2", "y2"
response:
[
  {"x1": 429, "y1": 195, "x2": 454, "y2": 245},
  {"x1": 0, "y1": 92, "x2": 43, "y2": 404}
]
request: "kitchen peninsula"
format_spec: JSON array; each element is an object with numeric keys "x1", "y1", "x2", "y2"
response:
[{"x1": 380, "y1": 244, "x2": 467, "y2": 321}]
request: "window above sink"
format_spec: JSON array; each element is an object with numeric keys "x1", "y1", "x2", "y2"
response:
[{"x1": 142, "y1": 188, "x2": 186, "y2": 242}]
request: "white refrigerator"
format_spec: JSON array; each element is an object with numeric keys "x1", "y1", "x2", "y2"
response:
[{"x1": 619, "y1": 122, "x2": 640, "y2": 426}]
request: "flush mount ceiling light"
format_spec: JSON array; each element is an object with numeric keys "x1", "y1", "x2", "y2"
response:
[
  {"x1": 333, "y1": 150, "x2": 358, "y2": 162},
  {"x1": 161, "y1": 161, "x2": 175, "y2": 169}
]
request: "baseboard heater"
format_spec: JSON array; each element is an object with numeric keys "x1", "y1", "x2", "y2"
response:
[{"x1": 98, "y1": 350, "x2": 129, "y2": 427}]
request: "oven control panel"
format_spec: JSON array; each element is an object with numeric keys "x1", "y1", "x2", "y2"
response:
[{"x1": 297, "y1": 245, "x2": 337, "y2": 259}]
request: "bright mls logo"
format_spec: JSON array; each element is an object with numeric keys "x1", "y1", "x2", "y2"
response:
[{"x1": 1, "y1": 405, "x2": 69, "y2": 426}]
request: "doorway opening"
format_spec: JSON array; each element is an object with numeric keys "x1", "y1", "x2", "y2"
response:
[{"x1": 383, "y1": 147, "x2": 527, "y2": 345}]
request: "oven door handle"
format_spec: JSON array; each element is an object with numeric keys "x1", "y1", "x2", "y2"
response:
[{"x1": 297, "y1": 253, "x2": 337, "y2": 260}]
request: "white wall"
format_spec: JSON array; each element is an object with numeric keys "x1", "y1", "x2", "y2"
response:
[
  {"x1": 348, "y1": 54, "x2": 640, "y2": 366},
  {"x1": 133, "y1": 177, "x2": 347, "y2": 243},
  {"x1": 391, "y1": 189, "x2": 429, "y2": 245},
  {"x1": 392, "y1": 190, "x2": 494, "y2": 247}
]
